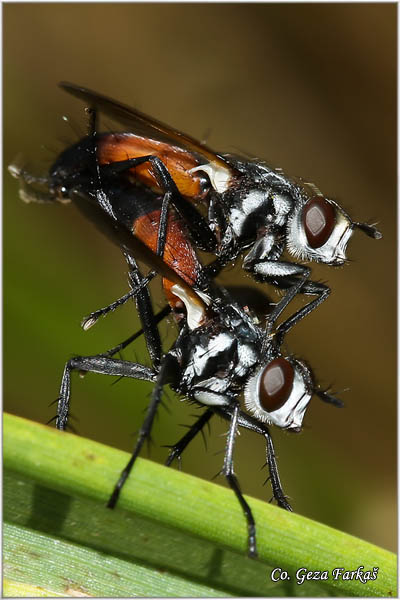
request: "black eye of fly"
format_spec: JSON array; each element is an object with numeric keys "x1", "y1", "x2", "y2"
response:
[
  {"x1": 260, "y1": 357, "x2": 294, "y2": 412},
  {"x1": 302, "y1": 196, "x2": 336, "y2": 249}
]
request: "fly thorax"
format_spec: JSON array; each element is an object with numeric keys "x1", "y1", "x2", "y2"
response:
[
  {"x1": 235, "y1": 339, "x2": 259, "y2": 378},
  {"x1": 177, "y1": 325, "x2": 259, "y2": 407},
  {"x1": 179, "y1": 331, "x2": 235, "y2": 406},
  {"x1": 271, "y1": 192, "x2": 293, "y2": 227},
  {"x1": 190, "y1": 335, "x2": 259, "y2": 407},
  {"x1": 178, "y1": 331, "x2": 235, "y2": 387},
  {"x1": 228, "y1": 189, "x2": 270, "y2": 241}
]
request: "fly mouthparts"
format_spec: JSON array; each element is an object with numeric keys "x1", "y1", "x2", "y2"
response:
[{"x1": 353, "y1": 221, "x2": 382, "y2": 239}]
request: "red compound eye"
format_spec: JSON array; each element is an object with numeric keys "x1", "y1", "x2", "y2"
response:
[
  {"x1": 260, "y1": 357, "x2": 294, "y2": 412},
  {"x1": 302, "y1": 196, "x2": 336, "y2": 249}
]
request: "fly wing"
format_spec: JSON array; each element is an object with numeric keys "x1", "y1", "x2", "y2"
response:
[{"x1": 59, "y1": 82, "x2": 236, "y2": 180}]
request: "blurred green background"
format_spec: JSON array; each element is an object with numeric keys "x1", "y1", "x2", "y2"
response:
[{"x1": 4, "y1": 4, "x2": 396, "y2": 554}]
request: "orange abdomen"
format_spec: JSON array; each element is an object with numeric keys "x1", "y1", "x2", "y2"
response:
[
  {"x1": 132, "y1": 208, "x2": 201, "y2": 311},
  {"x1": 98, "y1": 133, "x2": 209, "y2": 201}
]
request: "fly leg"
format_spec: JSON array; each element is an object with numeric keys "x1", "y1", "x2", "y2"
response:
[
  {"x1": 165, "y1": 409, "x2": 213, "y2": 467},
  {"x1": 81, "y1": 270, "x2": 157, "y2": 330},
  {"x1": 273, "y1": 275, "x2": 330, "y2": 346},
  {"x1": 80, "y1": 165, "x2": 188, "y2": 331},
  {"x1": 85, "y1": 102, "x2": 215, "y2": 257},
  {"x1": 93, "y1": 254, "x2": 165, "y2": 366},
  {"x1": 83, "y1": 93, "x2": 184, "y2": 251},
  {"x1": 107, "y1": 352, "x2": 178, "y2": 508},
  {"x1": 215, "y1": 406, "x2": 292, "y2": 512},
  {"x1": 81, "y1": 227, "x2": 167, "y2": 361},
  {"x1": 88, "y1": 306, "x2": 171, "y2": 361},
  {"x1": 124, "y1": 254, "x2": 164, "y2": 367},
  {"x1": 265, "y1": 278, "x2": 342, "y2": 397},
  {"x1": 56, "y1": 257, "x2": 177, "y2": 506},
  {"x1": 242, "y1": 232, "x2": 331, "y2": 313},
  {"x1": 79, "y1": 186, "x2": 170, "y2": 331},
  {"x1": 56, "y1": 356, "x2": 156, "y2": 431},
  {"x1": 222, "y1": 402, "x2": 257, "y2": 558},
  {"x1": 99, "y1": 155, "x2": 217, "y2": 252},
  {"x1": 261, "y1": 270, "x2": 330, "y2": 347},
  {"x1": 264, "y1": 432, "x2": 292, "y2": 511},
  {"x1": 57, "y1": 257, "x2": 166, "y2": 430},
  {"x1": 246, "y1": 260, "x2": 330, "y2": 344},
  {"x1": 81, "y1": 257, "x2": 164, "y2": 367}
]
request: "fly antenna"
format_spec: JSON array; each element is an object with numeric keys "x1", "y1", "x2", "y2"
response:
[
  {"x1": 315, "y1": 389, "x2": 344, "y2": 408},
  {"x1": 352, "y1": 221, "x2": 382, "y2": 239}
]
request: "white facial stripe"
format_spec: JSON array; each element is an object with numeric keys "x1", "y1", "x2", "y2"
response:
[
  {"x1": 267, "y1": 369, "x2": 311, "y2": 430},
  {"x1": 322, "y1": 212, "x2": 354, "y2": 262},
  {"x1": 244, "y1": 363, "x2": 312, "y2": 430}
]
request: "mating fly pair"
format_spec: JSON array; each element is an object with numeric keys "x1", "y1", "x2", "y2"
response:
[{"x1": 9, "y1": 83, "x2": 380, "y2": 557}]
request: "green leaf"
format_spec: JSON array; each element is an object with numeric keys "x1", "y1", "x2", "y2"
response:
[{"x1": 4, "y1": 413, "x2": 396, "y2": 597}]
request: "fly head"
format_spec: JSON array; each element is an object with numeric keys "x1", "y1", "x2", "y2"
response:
[
  {"x1": 48, "y1": 137, "x2": 98, "y2": 202},
  {"x1": 244, "y1": 355, "x2": 313, "y2": 432},
  {"x1": 286, "y1": 187, "x2": 381, "y2": 265}
]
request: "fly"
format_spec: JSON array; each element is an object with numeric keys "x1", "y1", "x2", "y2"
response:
[
  {"x1": 54, "y1": 261, "x2": 343, "y2": 558},
  {"x1": 50, "y1": 82, "x2": 382, "y2": 306}
]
